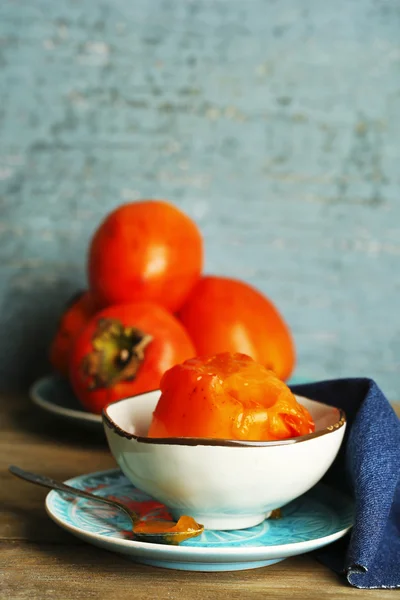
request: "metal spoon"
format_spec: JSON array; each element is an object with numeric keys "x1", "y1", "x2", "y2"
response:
[{"x1": 9, "y1": 465, "x2": 204, "y2": 545}]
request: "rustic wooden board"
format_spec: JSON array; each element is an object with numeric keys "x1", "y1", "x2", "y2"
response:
[
  {"x1": 3, "y1": 544, "x2": 387, "y2": 600},
  {"x1": 1, "y1": 391, "x2": 399, "y2": 599}
]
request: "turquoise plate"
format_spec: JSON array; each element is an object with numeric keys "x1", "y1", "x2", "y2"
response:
[
  {"x1": 30, "y1": 374, "x2": 313, "y2": 430},
  {"x1": 46, "y1": 469, "x2": 353, "y2": 572}
]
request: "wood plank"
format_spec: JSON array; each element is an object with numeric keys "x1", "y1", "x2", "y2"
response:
[
  {"x1": 2, "y1": 542, "x2": 398, "y2": 600},
  {"x1": 0, "y1": 392, "x2": 115, "y2": 542},
  {"x1": 1, "y1": 392, "x2": 398, "y2": 598}
]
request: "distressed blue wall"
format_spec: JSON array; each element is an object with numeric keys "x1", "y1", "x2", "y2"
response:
[{"x1": 0, "y1": 0, "x2": 399, "y2": 398}]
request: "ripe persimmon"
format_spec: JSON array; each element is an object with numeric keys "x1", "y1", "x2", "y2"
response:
[
  {"x1": 49, "y1": 291, "x2": 97, "y2": 377},
  {"x1": 148, "y1": 352, "x2": 314, "y2": 440},
  {"x1": 88, "y1": 200, "x2": 203, "y2": 312},
  {"x1": 69, "y1": 302, "x2": 195, "y2": 414},
  {"x1": 177, "y1": 276, "x2": 295, "y2": 381}
]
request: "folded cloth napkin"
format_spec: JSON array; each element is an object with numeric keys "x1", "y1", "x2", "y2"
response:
[{"x1": 290, "y1": 378, "x2": 400, "y2": 589}]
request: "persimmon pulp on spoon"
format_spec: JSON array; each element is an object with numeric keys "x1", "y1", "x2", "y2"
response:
[
  {"x1": 148, "y1": 352, "x2": 315, "y2": 441},
  {"x1": 133, "y1": 515, "x2": 203, "y2": 544},
  {"x1": 8, "y1": 466, "x2": 204, "y2": 545}
]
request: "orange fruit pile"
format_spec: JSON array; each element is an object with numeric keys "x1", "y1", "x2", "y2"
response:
[{"x1": 48, "y1": 200, "x2": 296, "y2": 415}]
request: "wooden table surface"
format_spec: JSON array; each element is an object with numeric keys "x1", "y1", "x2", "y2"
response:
[{"x1": 1, "y1": 391, "x2": 399, "y2": 600}]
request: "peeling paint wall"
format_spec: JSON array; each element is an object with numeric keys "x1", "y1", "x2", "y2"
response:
[{"x1": 0, "y1": 0, "x2": 399, "y2": 397}]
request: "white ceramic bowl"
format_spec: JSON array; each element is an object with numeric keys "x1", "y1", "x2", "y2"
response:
[{"x1": 103, "y1": 392, "x2": 346, "y2": 530}]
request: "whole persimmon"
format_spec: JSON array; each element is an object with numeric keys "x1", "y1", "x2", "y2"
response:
[
  {"x1": 177, "y1": 276, "x2": 295, "y2": 381},
  {"x1": 148, "y1": 352, "x2": 314, "y2": 441},
  {"x1": 69, "y1": 302, "x2": 195, "y2": 414},
  {"x1": 88, "y1": 200, "x2": 203, "y2": 312},
  {"x1": 49, "y1": 291, "x2": 97, "y2": 377}
]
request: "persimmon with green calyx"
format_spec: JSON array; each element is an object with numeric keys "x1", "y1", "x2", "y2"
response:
[
  {"x1": 88, "y1": 200, "x2": 203, "y2": 312},
  {"x1": 177, "y1": 275, "x2": 296, "y2": 381},
  {"x1": 148, "y1": 352, "x2": 315, "y2": 441},
  {"x1": 69, "y1": 302, "x2": 196, "y2": 414},
  {"x1": 49, "y1": 290, "x2": 97, "y2": 378}
]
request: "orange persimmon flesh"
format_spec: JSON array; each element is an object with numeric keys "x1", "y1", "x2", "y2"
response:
[
  {"x1": 148, "y1": 352, "x2": 315, "y2": 441},
  {"x1": 133, "y1": 516, "x2": 200, "y2": 535}
]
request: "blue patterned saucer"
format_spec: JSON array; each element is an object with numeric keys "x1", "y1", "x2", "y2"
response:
[
  {"x1": 45, "y1": 469, "x2": 353, "y2": 572},
  {"x1": 30, "y1": 374, "x2": 312, "y2": 431}
]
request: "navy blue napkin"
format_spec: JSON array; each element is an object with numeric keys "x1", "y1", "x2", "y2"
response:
[{"x1": 290, "y1": 378, "x2": 400, "y2": 589}]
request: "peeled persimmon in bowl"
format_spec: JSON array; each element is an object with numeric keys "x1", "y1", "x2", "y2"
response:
[{"x1": 148, "y1": 352, "x2": 315, "y2": 441}]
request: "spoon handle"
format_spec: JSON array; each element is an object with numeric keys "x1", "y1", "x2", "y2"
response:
[{"x1": 8, "y1": 465, "x2": 134, "y2": 523}]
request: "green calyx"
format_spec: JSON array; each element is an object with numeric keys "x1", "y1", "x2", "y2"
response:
[{"x1": 82, "y1": 318, "x2": 153, "y2": 389}]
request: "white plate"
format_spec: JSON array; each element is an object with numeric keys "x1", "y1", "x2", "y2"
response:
[{"x1": 45, "y1": 469, "x2": 353, "y2": 572}]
